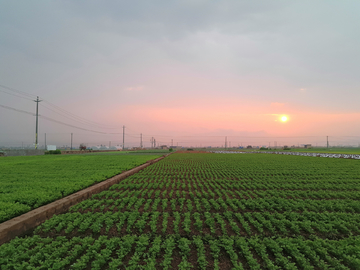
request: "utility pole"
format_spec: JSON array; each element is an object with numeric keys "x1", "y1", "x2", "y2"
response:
[
  {"x1": 71, "y1": 133, "x2": 73, "y2": 150},
  {"x1": 140, "y1": 133, "x2": 143, "y2": 148},
  {"x1": 151, "y1": 137, "x2": 154, "y2": 148},
  {"x1": 327, "y1": 136, "x2": 329, "y2": 148},
  {"x1": 225, "y1": 136, "x2": 227, "y2": 149},
  {"x1": 122, "y1": 125, "x2": 125, "y2": 150},
  {"x1": 34, "y1": 96, "x2": 42, "y2": 149},
  {"x1": 45, "y1": 133, "x2": 46, "y2": 150},
  {"x1": 171, "y1": 139, "x2": 173, "y2": 147}
]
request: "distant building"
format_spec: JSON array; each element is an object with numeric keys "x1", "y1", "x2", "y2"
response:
[
  {"x1": 304, "y1": 144, "x2": 312, "y2": 148},
  {"x1": 160, "y1": 145, "x2": 168, "y2": 149}
]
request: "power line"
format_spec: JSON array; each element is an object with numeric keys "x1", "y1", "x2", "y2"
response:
[
  {"x1": 126, "y1": 134, "x2": 141, "y2": 138},
  {"x1": 0, "y1": 83, "x2": 120, "y2": 129},
  {"x1": 41, "y1": 100, "x2": 120, "y2": 129},
  {"x1": 0, "y1": 84, "x2": 37, "y2": 99},
  {"x1": 136, "y1": 134, "x2": 327, "y2": 138},
  {"x1": 0, "y1": 103, "x2": 123, "y2": 135},
  {"x1": 39, "y1": 115, "x2": 123, "y2": 134},
  {"x1": 40, "y1": 103, "x2": 121, "y2": 130},
  {"x1": 0, "y1": 89, "x2": 34, "y2": 101},
  {"x1": 0, "y1": 104, "x2": 35, "y2": 116}
]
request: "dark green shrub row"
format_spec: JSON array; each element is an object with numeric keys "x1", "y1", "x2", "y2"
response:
[{"x1": 45, "y1": 150, "x2": 62, "y2": 155}]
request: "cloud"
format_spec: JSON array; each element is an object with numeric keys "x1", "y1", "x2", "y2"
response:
[{"x1": 125, "y1": 86, "x2": 144, "y2": 91}]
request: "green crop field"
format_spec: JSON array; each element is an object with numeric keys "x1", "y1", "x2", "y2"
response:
[
  {"x1": 82, "y1": 149, "x2": 171, "y2": 155},
  {"x1": 2, "y1": 153, "x2": 360, "y2": 269},
  {"x1": 0, "y1": 153, "x2": 162, "y2": 223}
]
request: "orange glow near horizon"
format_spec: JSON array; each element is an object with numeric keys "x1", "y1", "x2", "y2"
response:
[
  {"x1": 112, "y1": 99, "x2": 360, "y2": 137},
  {"x1": 281, "y1": 115, "x2": 288, "y2": 122}
]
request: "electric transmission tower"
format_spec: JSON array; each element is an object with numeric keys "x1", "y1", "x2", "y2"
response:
[{"x1": 34, "y1": 96, "x2": 42, "y2": 149}]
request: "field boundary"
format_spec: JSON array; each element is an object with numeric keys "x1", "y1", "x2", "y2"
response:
[
  {"x1": 212, "y1": 150, "x2": 360, "y2": 159},
  {"x1": 0, "y1": 149, "x2": 45, "y2": 157},
  {"x1": 0, "y1": 154, "x2": 169, "y2": 246}
]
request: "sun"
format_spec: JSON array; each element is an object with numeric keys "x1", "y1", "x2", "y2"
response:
[{"x1": 281, "y1": 116, "x2": 288, "y2": 122}]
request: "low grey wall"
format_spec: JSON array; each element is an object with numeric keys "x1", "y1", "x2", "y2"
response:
[{"x1": 1, "y1": 149, "x2": 45, "y2": 157}]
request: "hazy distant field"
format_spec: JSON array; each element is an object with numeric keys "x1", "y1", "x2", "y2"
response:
[
  {"x1": 288, "y1": 147, "x2": 360, "y2": 155},
  {"x1": 211, "y1": 147, "x2": 360, "y2": 155},
  {"x1": 2, "y1": 153, "x2": 360, "y2": 269}
]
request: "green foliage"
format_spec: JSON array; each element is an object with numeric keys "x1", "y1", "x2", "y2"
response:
[
  {"x1": 2, "y1": 153, "x2": 360, "y2": 268},
  {"x1": 45, "y1": 149, "x2": 62, "y2": 155},
  {"x1": 0, "y1": 154, "x2": 161, "y2": 223}
]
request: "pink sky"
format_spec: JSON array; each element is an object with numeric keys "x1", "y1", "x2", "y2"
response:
[{"x1": 115, "y1": 99, "x2": 360, "y2": 136}]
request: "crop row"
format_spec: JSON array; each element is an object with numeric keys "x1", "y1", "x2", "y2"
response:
[
  {"x1": 111, "y1": 176, "x2": 360, "y2": 190},
  {"x1": 2, "y1": 234, "x2": 359, "y2": 270},
  {"x1": 104, "y1": 179, "x2": 360, "y2": 200},
  {"x1": 36, "y1": 210, "x2": 360, "y2": 238},
  {"x1": 102, "y1": 186, "x2": 360, "y2": 200},
  {"x1": 70, "y1": 196, "x2": 360, "y2": 213},
  {"x1": 118, "y1": 186, "x2": 352, "y2": 201}
]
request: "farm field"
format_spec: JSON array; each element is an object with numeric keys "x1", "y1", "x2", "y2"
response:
[
  {"x1": 284, "y1": 147, "x2": 360, "y2": 155},
  {"x1": 2, "y1": 153, "x2": 360, "y2": 269},
  {"x1": 80, "y1": 149, "x2": 171, "y2": 155},
  {"x1": 0, "y1": 153, "x2": 162, "y2": 223},
  {"x1": 211, "y1": 147, "x2": 360, "y2": 155}
]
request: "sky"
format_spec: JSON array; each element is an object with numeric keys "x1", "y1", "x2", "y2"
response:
[{"x1": 1, "y1": 1, "x2": 360, "y2": 148}]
